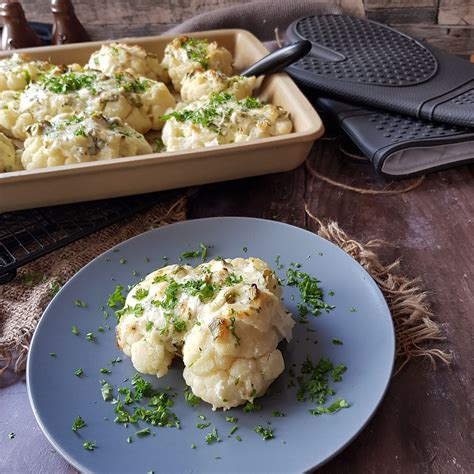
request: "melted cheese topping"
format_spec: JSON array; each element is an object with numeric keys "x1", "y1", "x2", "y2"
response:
[
  {"x1": 0, "y1": 53, "x2": 51, "y2": 92},
  {"x1": 162, "y1": 36, "x2": 233, "y2": 92},
  {"x1": 22, "y1": 113, "x2": 152, "y2": 170},
  {"x1": 0, "y1": 69, "x2": 175, "y2": 140},
  {"x1": 161, "y1": 92, "x2": 292, "y2": 152},
  {"x1": 181, "y1": 70, "x2": 256, "y2": 103},
  {"x1": 116, "y1": 257, "x2": 294, "y2": 409},
  {"x1": 86, "y1": 43, "x2": 168, "y2": 83}
]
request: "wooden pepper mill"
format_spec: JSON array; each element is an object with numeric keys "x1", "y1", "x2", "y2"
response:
[
  {"x1": 0, "y1": 1, "x2": 42, "y2": 50},
  {"x1": 51, "y1": 0, "x2": 89, "y2": 45}
]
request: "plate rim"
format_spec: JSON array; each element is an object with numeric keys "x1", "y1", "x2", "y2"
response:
[{"x1": 27, "y1": 216, "x2": 395, "y2": 472}]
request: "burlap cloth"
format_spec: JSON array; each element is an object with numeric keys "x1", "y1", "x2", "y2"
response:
[{"x1": 0, "y1": 0, "x2": 451, "y2": 376}]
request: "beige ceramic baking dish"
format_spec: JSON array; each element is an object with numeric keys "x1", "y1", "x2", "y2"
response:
[{"x1": 0, "y1": 29, "x2": 324, "y2": 212}]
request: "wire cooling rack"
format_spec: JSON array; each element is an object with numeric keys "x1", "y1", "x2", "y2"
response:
[{"x1": 0, "y1": 192, "x2": 169, "y2": 284}]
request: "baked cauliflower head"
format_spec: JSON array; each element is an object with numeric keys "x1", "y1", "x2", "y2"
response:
[
  {"x1": 86, "y1": 42, "x2": 168, "y2": 83},
  {"x1": 0, "y1": 53, "x2": 51, "y2": 92},
  {"x1": 0, "y1": 68, "x2": 175, "y2": 140},
  {"x1": 21, "y1": 113, "x2": 152, "y2": 170},
  {"x1": 161, "y1": 92, "x2": 292, "y2": 152},
  {"x1": 116, "y1": 257, "x2": 294, "y2": 410},
  {"x1": 162, "y1": 36, "x2": 233, "y2": 92},
  {"x1": 180, "y1": 70, "x2": 256, "y2": 103}
]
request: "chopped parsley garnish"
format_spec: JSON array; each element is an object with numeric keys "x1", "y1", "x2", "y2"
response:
[
  {"x1": 49, "y1": 280, "x2": 61, "y2": 296},
  {"x1": 101, "y1": 381, "x2": 113, "y2": 401},
  {"x1": 229, "y1": 426, "x2": 238, "y2": 435},
  {"x1": 145, "y1": 321, "x2": 154, "y2": 332},
  {"x1": 74, "y1": 126, "x2": 87, "y2": 137},
  {"x1": 309, "y1": 399, "x2": 349, "y2": 415},
  {"x1": 104, "y1": 376, "x2": 180, "y2": 430},
  {"x1": 74, "y1": 298, "x2": 87, "y2": 308},
  {"x1": 153, "y1": 138, "x2": 165, "y2": 153},
  {"x1": 99, "y1": 368, "x2": 111, "y2": 374},
  {"x1": 110, "y1": 357, "x2": 122, "y2": 364},
  {"x1": 332, "y1": 338, "x2": 343, "y2": 345},
  {"x1": 181, "y1": 243, "x2": 208, "y2": 261},
  {"x1": 127, "y1": 436, "x2": 132, "y2": 444},
  {"x1": 135, "y1": 428, "x2": 151, "y2": 437},
  {"x1": 272, "y1": 411, "x2": 284, "y2": 417},
  {"x1": 331, "y1": 364, "x2": 347, "y2": 382},
  {"x1": 243, "y1": 401, "x2": 261, "y2": 413},
  {"x1": 85, "y1": 332, "x2": 94, "y2": 341},
  {"x1": 349, "y1": 307, "x2": 357, "y2": 312},
  {"x1": 161, "y1": 92, "x2": 259, "y2": 132},
  {"x1": 74, "y1": 368, "x2": 84, "y2": 377},
  {"x1": 83, "y1": 441, "x2": 96, "y2": 451},
  {"x1": 254, "y1": 425, "x2": 274, "y2": 440},
  {"x1": 72, "y1": 415, "x2": 86, "y2": 432},
  {"x1": 235, "y1": 435, "x2": 242, "y2": 441},
  {"x1": 294, "y1": 355, "x2": 349, "y2": 415},
  {"x1": 41, "y1": 72, "x2": 96, "y2": 94},
  {"x1": 144, "y1": 257, "x2": 150, "y2": 263},
  {"x1": 98, "y1": 326, "x2": 104, "y2": 333},
  {"x1": 225, "y1": 416, "x2": 237, "y2": 424},
  {"x1": 286, "y1": 268, "x2": 334, "y2": 317},
  {"x1": 242, "y1": 246, "x2": 248, "y2": 253},
  {"x1": 172, "y1": 318, "x2": 187, "y2": 332},
  {"x1": 71, "y1": 326, "x2": 79, "y2": 335},
  {"x1": 131, "y1": 374, "x2": 153, "y2": 399},
  {"x1": 133, "y1": 287, "x2": 149, "y2": 300},
  {"x1": 184, "y1": 388, "x2": 201, "y2": 407},
  {"x1": 49, "y1": 352, "x2": 56, "y2": 357},
  {"x1": 274, "y1": 255, "x2": 284, "y2": 270},
  {"x1": 223, "y1": 273, "x2": 243, "y2": 286},
  {"x1": 119, "y1": 258, "x2": 127, "y2": 264},
  {"x1": 191, "y1": 443, "x2": 196, "y2": 449},
  {"x1": 8, "y1": 432, "x2": 15, "y2": 439},
  {"x1": 196, "y1": 422, "x2": 211, "y2": 429},
  {"x1": 227, "y1": 317, "x2": 240, "y2": 346},
  {"x1": 205, "y1": 427, "x2": 220, "y2": 444},
  {"x1": 181, "y1": 37, "x2": 209, "y2": 68},
  {"x1": 23, "y1": 70, "x2": 31, "y2": 84}
]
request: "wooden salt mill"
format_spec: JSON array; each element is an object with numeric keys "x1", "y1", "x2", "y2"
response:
[
  {"x1": 1, "y1": 1, "x2": 42, "y2": 50},
  {"x1": 51, "y1": 0, "x2": 89, "y2": 45}
]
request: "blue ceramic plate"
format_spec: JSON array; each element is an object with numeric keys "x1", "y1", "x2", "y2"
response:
[{"x1": 27, "y1": 217, "x2": 394, "y2": 473}]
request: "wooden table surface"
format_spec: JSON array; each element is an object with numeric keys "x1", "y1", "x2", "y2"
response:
[{"x1": 3, "y1": 1, "x2": 473, "y2": 473}]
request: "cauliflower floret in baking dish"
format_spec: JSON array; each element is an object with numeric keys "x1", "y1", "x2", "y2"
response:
[
  {"x1": 180, "y1": 70, "x2": 256, "y2": 103},
  {"x1": 0, "y1": 53, "x2": 51, "y2": 91},
  {"x1": 162, "y1": 36, "x2": 233, "y2": 92},
  {"x1": 86, "y1": 42, "x2": 168, "y2": 83},
  {"x1": 115, "y1": 257, "x2": 294, "y2": 409},
  {"x1": 0, "y1": 131, "x2": 17, "y2": 172},
  {"x1": 21, "y1": 113, "x2": 152, "y2": 170},
  {"x1": 161, "y1": 92, "x2": 292, "y2": 152},
  {"x1": 0, "y1": 68, "x2": 175, "y2": 140}
]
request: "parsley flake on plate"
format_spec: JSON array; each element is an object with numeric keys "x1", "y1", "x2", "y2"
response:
[
  {"x1": 107, "y1": 285, "x2": 125, "y2": 308},
  {"x1": 74, "y1": 368, "x2": 84, "y2": 377},
  {"x1": 254, "y1": 425, "x2": 274, "y2": 440},
  {"x1": 243, "y1": 401, "x2": 261, "y2": 413},
  {"x1": 74, "y1": 298, "x2": 87, "y2": 308},
  {"x1": 332, "y1": 338, "x2": 343, "y2": 345},
  {"x1": 184, "y1": 387, "x2": 201, "y2": 407},
  {"x1": 205, "y1": 427, "x2": 220, "y2": 444},
  {"x1": 83, "y1": 441, "x2": 96, "y2": 451},
  {"x1": 309, "y1": 399, "x2": 349, "y2": 415},
  {"x1": 72, "y1": 416, "x2": 86, "y2": 432}
]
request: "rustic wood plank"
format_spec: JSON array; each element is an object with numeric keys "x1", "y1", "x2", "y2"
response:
[{"x1": 438, "y1": 0, "x2": 474, "y2": 26}]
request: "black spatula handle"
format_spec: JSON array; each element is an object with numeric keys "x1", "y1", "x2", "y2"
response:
[{"x1": 241, "y1": 40, "x2": 312, "y2": 77}]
